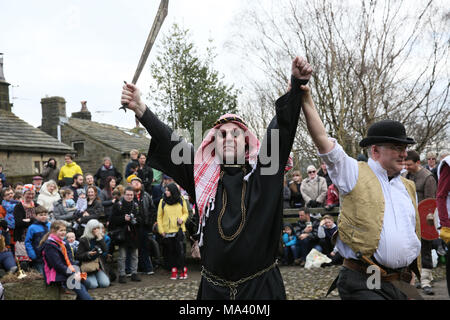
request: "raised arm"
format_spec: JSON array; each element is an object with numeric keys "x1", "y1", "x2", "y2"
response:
[{"x1": 299, "y1": 86, "x2": 334, "y2": 154}]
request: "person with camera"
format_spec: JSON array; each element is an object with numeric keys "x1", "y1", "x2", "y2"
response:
[
  {"x1": 75, "y1": 219, "x2": 110, "y2": 289},
  {"x1": 130, "y1": 176, "x2": 156, "y2": 276},
  {"x1": 109, "y1": 186, "x2": 141, "y2": 283}
]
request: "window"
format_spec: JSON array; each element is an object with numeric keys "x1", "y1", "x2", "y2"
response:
[
  {"x1": 34, "y1": 161, "x2": 41, "y2": 174},
  {"x1": 72, "y1": 141, "x2": 85, "y2": 157}
]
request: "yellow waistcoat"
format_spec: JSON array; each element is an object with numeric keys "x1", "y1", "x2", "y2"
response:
[{"x1": 338, "y1": 162, "x2": 421, "y2": 266}]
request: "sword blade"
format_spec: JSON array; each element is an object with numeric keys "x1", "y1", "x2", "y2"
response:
[{"x1": 131, "y1": 0, "x2": 169, "y2": 85}]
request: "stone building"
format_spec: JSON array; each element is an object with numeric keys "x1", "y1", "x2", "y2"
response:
[
  {"x1": 0, "y1": 54, "x2": 73, "y2": 184},
  {"x1": 40, "y1": 97, "x2": 150, "y2": 179}
]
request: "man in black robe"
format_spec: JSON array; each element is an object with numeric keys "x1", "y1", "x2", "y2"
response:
[{"x1": 120, "y1": 56, "x2": 312, "y2": 300}]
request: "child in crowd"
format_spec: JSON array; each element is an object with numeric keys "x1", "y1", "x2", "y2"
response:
[
  {"x1": 76, "y1": 189, "x2": 88, "y2": 214},
  {"x1": 66, "y1": 232, "x2": 79, "y2": 264},
  {"x1": 0, "y1": 218, "x2": 17, "y2": 274},
  {"x1": 25, "y1": 206, "x2": 51, "y2": 274},
  {"x1": 40, "y1": 220, "x2": 93, "y2": 300},
  {"x1": 282, "y1": 224, "x2": 300, "y2": 265},
  {"x1": 2, "y1": 188, "x2": 18, "y2": 230},
  {"x1": 13, "y1": 191, "x2": 22, "y2": 201}
]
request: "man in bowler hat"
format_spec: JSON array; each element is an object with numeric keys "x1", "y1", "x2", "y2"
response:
[{"x1": 299, "y1": 82, "x2": 422, "y2": 300}]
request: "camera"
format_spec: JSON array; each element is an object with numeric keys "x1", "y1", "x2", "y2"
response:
[
  {"x1": 129, "y1": 213, "x2": 138, "y2": 225},
  {"x1": 93, "y1": 245, "x2": 103, "y2": 255}
]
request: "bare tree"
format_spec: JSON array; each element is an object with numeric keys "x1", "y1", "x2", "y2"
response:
[{"x1": 228, "y1": 0, "x2": 449, "y2": 166}]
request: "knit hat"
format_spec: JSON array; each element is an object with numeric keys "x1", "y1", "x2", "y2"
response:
[
  {"x1": 22, "y1": 184, "x2": 35, "y2": 194},
  {"x1": 126, "y1": 174, "x2": 138, "y2": 184},
  {"x1": 77, "y1": 188, "x2": 86, "y2": 196}
]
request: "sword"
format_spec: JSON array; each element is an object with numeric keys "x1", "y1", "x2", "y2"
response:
[{"x1": 120, "y1": 0, "x2": 169, "y2": 112}]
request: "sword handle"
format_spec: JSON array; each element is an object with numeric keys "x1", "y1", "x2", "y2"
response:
[{"x1": 120, "y1": 80, "x2": 128, "y2": 112}]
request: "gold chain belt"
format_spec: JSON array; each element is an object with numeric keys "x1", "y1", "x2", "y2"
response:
[{"x1": 201, "y1": 260, "x2": 278, "y2": 300}]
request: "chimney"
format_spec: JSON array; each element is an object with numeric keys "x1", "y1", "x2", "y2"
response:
[
  {"x1": 41, "y1": 96, "x2": 67, "y2": 139},
  {"x1": 71, "y1": 100, "x2": 92, "y2": 120},
  {"x1": 0, "y1": 53, "x2": 13, "y2": 112}
]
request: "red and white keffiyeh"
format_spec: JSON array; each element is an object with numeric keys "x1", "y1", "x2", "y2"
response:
[
  {"x1": 194, "y1": 114, "x2": 260, "y2": 223},
  {"x1": 193, "y1": 114, "x2": 293, "y2": 245}
]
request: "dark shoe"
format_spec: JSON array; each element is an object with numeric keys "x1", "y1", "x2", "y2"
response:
[
  {"x1": 131, "y1": 273, "x2": 141, "y2": 282},
  {"x1": 118, "y1": 276, "x2": 127, "y2": 284},
  {"x1": 294, "y1": 258, "x2": 301, "y2": 266},
  {"x1": 422, "y1": 286, "x2": 434, "y2": 295}
]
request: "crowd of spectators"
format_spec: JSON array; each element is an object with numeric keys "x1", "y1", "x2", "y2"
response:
[
  {"x1": 0, "y1": 148, "x2": 448, "y2": 299},
  {"x1": 0, "y1": 150, "x2": 192, "y2": 299}
]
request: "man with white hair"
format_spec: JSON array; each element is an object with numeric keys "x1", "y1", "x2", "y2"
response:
[
  {"x1": 300, "y1": 82, "x2": 421, "y2": 299},
  {"x1": 300, "y1": 165, "x2": 327, "y2": 208}
]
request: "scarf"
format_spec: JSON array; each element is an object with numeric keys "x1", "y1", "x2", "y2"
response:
[
  {"x1": 49, "y1": 234, "x2": 87, "y2": 280},
  {"x1": 163, "y1": 183, "x2": 182, "y2": 205},
  {"x1": 194, "y1": 114, "x2": 260, "y2": 223}
]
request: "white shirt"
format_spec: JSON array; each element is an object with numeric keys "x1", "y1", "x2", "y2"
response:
[{"x1": 319, "y1": 139, "x2": 421, "y2": 269}]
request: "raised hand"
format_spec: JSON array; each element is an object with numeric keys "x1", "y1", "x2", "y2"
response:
[
  {"x1": 121, "y1": 82, "x2": 146, "y2": 118},
  {"x1": 292, "y1": 56, "x2": 312, "y2": 81}
]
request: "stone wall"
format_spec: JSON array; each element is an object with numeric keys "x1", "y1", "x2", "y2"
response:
[
  {"x1": 61, "y1": 126, "x2": 129, "y2": 183},
  {"x1": 0, "y1": 151, "x2": 66, "y2": 184}
]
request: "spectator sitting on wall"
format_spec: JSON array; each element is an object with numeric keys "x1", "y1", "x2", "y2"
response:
[
  {"x1": 288, "y1": 170, "x2": 304, "y2": 208},
  {"x1": 125, "y1": 149, "x2": 140, "y2": 180},
  {"x1": 13, "y1": 182, "x2": 24, "y2": 194},
  {"x1": 292, "y1": 209, "x2": 321, "y2": 266},
  {"x1": 2, "y1": 188, "x2": 18, "y2": 230},
  {"x1": 301, "y1": 165, "x2": 327, "y2": 208},
  {"x1": 0, "y1": 218, "x2": 17, "y2": 274},
  {"x1": 58, "y1": 154, "x2": 83, "y2": 186},
  {"x1": 94, "y1": 157, "x2": 123, "y2": 190},
  {"x1": 70, "y1": 173, "x2": 85, "y2": 203},
  {"x1": 36, "y1": 180, "x2": 61, "y2": 220},
  {"x1": 317, "y1": 215, "x2": 337, "y2": 255},
  {"x1": 84, "y1": 173, "x2": 101, "y2": 195},
  {"x1": 41, "y1": 158, "x2": 59, "y2": 183}
]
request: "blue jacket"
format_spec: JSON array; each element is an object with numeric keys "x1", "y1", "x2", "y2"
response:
[
  {"x1": 42, "y1": 237, "x2": 75, "y2": 284},
  {"x1": 283, "y1": 233, "x2": 297, "y2": 247},
  {"x1": 2, "y1": 199, "x2": 19, "y2": 229},
  {"x1": 25, "y1": 221, "x2": 50, "y2": 261}
]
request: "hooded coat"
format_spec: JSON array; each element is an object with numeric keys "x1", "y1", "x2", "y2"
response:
[{"x1": 37, "y1": 181, "x2": 61, "y2": 214}]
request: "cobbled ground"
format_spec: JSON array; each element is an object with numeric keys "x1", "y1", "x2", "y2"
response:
[{"x1": 62, "y1": 263, "x2": 448, "y2": 300}]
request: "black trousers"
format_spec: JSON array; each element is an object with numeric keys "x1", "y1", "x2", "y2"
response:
[
  {"x1": 162, "y1": 237, "x2": 185, "y2": 270},
  {"x1": 421, "y1": 239, "x2": 433, "y2": 269},
  {"x1": 336, "y1": 267, "x2": 408, "y2": 300}
]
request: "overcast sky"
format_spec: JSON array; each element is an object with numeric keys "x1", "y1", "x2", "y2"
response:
[{"x1": 1, "y1": 0, "x2": 247, "y2": 129}]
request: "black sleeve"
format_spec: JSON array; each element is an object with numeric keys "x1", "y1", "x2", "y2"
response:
[
  {"x1": 137, "y1": 109, "x2": 196, "y2": 202},
  {"x1": 258, "y1": 76, "x2": 308, "y2": 177},
  {"x1": 75, "y1": 238, "x2": 92, "y2": 262}
]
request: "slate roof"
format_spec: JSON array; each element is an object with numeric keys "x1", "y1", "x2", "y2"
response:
[
  {"x1": 0, "y1": 109, "x2": 73, "y2": 153},
  {"x1": 65, "y1": 117, "x2": 150, "y2": 154}
]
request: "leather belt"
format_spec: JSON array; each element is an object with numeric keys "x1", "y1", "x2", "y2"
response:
[{"x1": 343, "y1": 259, "x2": 412, "y2": 283}]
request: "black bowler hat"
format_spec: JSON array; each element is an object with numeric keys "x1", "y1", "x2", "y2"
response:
[{"x1": 359, "y1": 120, "x2": 416, "y2": 148}]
